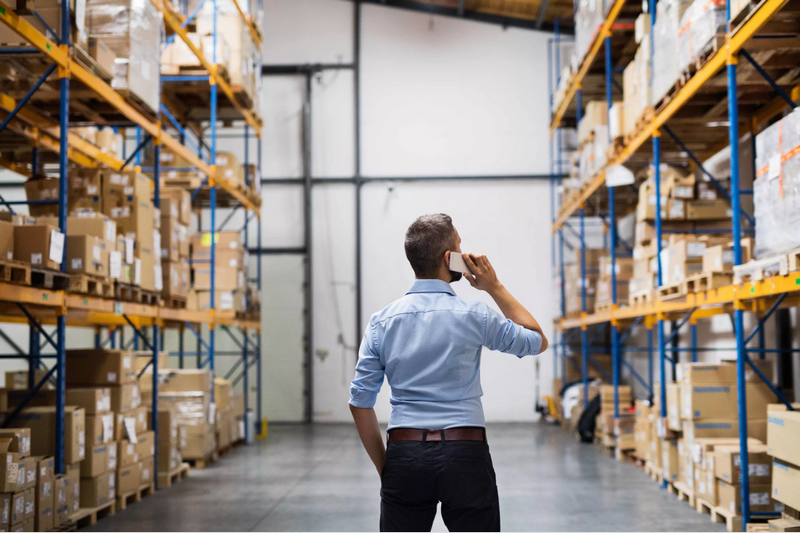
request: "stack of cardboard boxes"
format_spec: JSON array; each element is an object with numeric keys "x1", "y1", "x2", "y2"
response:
[
  {"x1": 766, "y1": 406, "x2": 800, "y2": 529},
  {"x1": 594, "y1": 255, "x2": 633, "y2": 310},
  {"x1": 148, "y1": 370, "x2": 216, "y2": 464},
  {"x1": 214, "y1": 379, "x2": 233, "y2": 451},
  {"x1": 189, "y1": 231, "x2": 246, "y2": 313},
  {"x1": 159, "y1": 188, "x2": 191, "y2": 303},
  {"x1": 595, "y1": 385, "x2": 635, "y2": 453},
  {"x1": 0, "y1": 430, "x2": 34, "y2": 531},
  {"x1": 564, "y1": 248, "x2": 605, "y2": 317}
]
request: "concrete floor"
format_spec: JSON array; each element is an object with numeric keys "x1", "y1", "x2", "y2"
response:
[{"x1": 85, "y1": 423, "x2": 725, "y2": 532}]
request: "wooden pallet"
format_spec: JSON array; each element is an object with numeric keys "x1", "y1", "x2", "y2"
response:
[
  {"x1": 231, "y1": 85, "x2": 254, "y2": 109},
  {"x1": 164, "y1": 295, "x2": 187, "y2": 309},
  {"x1": 0, "y1": 259, "x2": 31, "y2": 285},
  {"x1": 67, "y1": 500, "x2": 116, "y2": 529},
  {"x1": 658, "y1": 282, "x2": 686, "y2": 301},
  {"x1": 673, "y1": 481, "x2": 696, "y2": 507},
  {"x1": 161, "y1": 63, "x2": 231, "y2": 85},
  {"x1": 784, "y1": 247, "x2": 800, "y2": 273},
  {"x1": 684, "y1": 272, "x2": 733, "y2": 293},
  {"x1": 115, "y1": 88, "x2": 157, "y2": 120},
  {"x1": 69, "y1": 273, "x2": 114, "y2": 298},
  {"x1": 630, "y1": 290, "x2": 654, "y2": 306},
  {"x1": 31, "y1": 268, "x2": 70, "y2": 290},
  {"x1": 157, "y1": 462, "x2": 190, "y2": 488},
  {"x1": 141, "y1": 289, "x2": 160, "y2": 305},
  {"x1": 114, "y1": 281, "x2": 141, "y2": 302},
  {"x1": 696, "y1": 497, "x2": 715, "y2": 516},
  {"x1": 73, "y1": 44, "x2": 113, "y2": 82},
  {"x1": 745, "y1": 524, "x2": 770, "y2": 532},
  {"x1": 712, "y1": 505, "x2": 744, "y2": 532},
  {"x1": 733, "y1": 255, "x2": 788, "y2": 284},
  {"x1": 186, "y1": 452, "x2": 217, "y2": 470},
  {"x1": 116, "y1": 483, "x2": 155, "y2": 511},
  {"x1": 52, "y1": 520, "x2": 78, "y2": 532}
]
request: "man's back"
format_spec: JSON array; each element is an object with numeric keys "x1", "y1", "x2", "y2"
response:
[{"x1": 350, "y1": 279, "x2": 543, "y2": 430}]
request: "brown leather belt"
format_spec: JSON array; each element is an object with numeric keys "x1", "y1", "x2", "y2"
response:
[{"x1": 387, "y1": 427, "x2": 487, "y2": 443}]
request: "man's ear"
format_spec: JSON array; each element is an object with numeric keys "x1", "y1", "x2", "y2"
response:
[{"x1": 444, "y1": 250, "x2": 451, "y2": 268}]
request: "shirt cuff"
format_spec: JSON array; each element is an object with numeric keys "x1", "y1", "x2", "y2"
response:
[{"x1": 349, "y1": 387, "x2": 378, "y2": 408}]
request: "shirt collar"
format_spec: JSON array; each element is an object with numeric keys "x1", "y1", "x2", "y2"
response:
[{"x1": 406, "y1": 279, "x2": 457, "y2": 296}]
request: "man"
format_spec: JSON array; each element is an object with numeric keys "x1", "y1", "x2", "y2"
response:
[{"x1": 349, "y1": 213, "x2": 548, "y2": 532}]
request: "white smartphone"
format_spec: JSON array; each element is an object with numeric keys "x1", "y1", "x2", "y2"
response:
[{"x1": 449, "y1": 252, "x2": 472, "y2": 274}]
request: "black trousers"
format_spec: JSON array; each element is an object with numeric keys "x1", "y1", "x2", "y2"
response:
[{"x1": 380, "y1": 440, "x2": 500, "y2": 532}]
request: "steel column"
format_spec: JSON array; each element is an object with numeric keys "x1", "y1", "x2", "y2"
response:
[{"x1": 580, "y1": 208, "x2": 588, "y2": 407}]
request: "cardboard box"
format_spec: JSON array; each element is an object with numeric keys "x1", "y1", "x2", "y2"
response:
[
  {"x1": 117, "y1": 440, "x2": 139, "y2": 468},
  {"x1": 161, "y1": 260, "x2": 189, "y2": 298},
  {"x1": 192, "y1": 264, "x2": 241, "y2": 291},
  {"x1": 0, "y1": 441, "x2": 20, "y2": 492},
  {"x1": 159, "y1": 216, "x2": 181, "y2": 262},
  {"x1": 686, "y1": 199, "x2": 731, "y2": 220},
  {"x1": 0, "y1": 213, "x2": 34, "y2": 226},
  {"x1": 81, "y1": 441, "x2": 117, "y2": 477},
  {"x1": 683, "y1": 419, "x2": 768, "y2": 452},
  {"x1": 157, "y1": 369, "x2": 213, "y2": 395},
  {"x1": 714, "y1": 443, "x2": 771, "y2": 484},
  {"x1": 192, "y1": 290, "x2": 243, "y2": 311},
  {"x1": 180, "y1": 424, "x2": 215, "y2": 459},
  {"x1": 65, "y1": 464, "x2": 79, "y2": 515},
  {"x1": 8, "y1": 407, "x2": 85, "y2": 464},
  {"x1": 85, "y1": 412, "x2": 115, "y2": 446},
  {"x1": 0, "y1": 493, "x2": 10, "y2": 530},
  {"x1": 66, "y1": 235, "x2": 110, "y2": 277},
  {"x1": 0, "y1": 220, "x2": 15, "y2": 262},
  {"x1": 133, "y1": 431, "x2": 155, "y2": 460},
  {"x1": 22, "y1": 488, "x2": 33, "y2": 521},
  {"x1": 137, "y1": 246, "x2": 160, "y2": 292},
  {"x1": 54, "y1": 475, "x2": 68, "y2": 527},
  {"x1": 0, "y1": 430, "x2": 31, "y2": 458},
  {"x1": 702, "y1": 245, "x2": 734, "y2": 274},
  {"x1": 102, "y1": 171, "x2": 150, "y2": 199},
  {"x1": 139, "y1": 457, "x2": 155, "y2": 486},
  {"x1": 87, "y1": 38, "x2": 116, "y2": 76},
  {"x1": 13, "y1": 516, "x2": 33, "y2": 532},
  {"x1": 666, "y1": 383, "x2": 682, "y2": 431},
  {"x1": 79, "y1": 471, "x2": 115, "y2": 508},
  {"x1": 23, "y1": 178, "x2": 59, "y2": 217},
  {"x1": 160, "y1": 188, "x2": 191, "y2": 226},
  {"x1": 5, "y1": 371, "x2": 52, "y2": 391},
  {"x1": 116, "y1": 463, "x2": 140, "y2": 495},
  {"x1": 768, "y1": 518, "x2": 800, "y2": 532},
  {"x1": 190, "y1": 231, "x2": 241, "y2": 259},
  {"x1": 66, "y1": 214, "x2": 117, "y2": 242},
  {"x1": 114, "y1": 406, "x2": 149, "y2": 441},
  {"x1": 65, "y1": 350, "x2": 136, "y2": 386},
  {"x1": 13, "y1": 224, "x2": 64, "y2": 270},
  {"x1": 18, "y1": 456, "x2": 35, "y2": 490},
  {"x1": 10, "y1": 491, "x2": 24, "y2": 525},
  {"x1": 772, "y1": 460, "x2": 800, "y2": 509},
  {"x1": 694, "y1": 467, "x2": 718, "y2": 505},
  {"x1": 214, "y1": 152, "x2": 243, "y2": 185},
  {"x1": 66, "y1": 388, "x2": 111, "y2": 415},
  {"x1": 767, "y1": 410, "x2": 800, "y2": 467},
  {"x1": 719, "y1": 479, "x2": 778, "y2": 514},
  {"x1": 678, "y1": 361, "x2": 773, "y2": 384},
  {"x1": 110, "y1": 383, "x2": 141, "y2": 413},
  {"x1": 663, "y1": 439, "x2": 680, "y2": 482},
  {"x1": 102, "y1": 195, "x2": 154, "y2": 252},
  {"x1": 681, "y1": 382, "x2": 776, "y2": 420}
]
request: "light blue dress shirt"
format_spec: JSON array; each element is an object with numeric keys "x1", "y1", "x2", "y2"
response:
[{"x1": 349, "y1": 279, "x2": 543, "y2": 430}]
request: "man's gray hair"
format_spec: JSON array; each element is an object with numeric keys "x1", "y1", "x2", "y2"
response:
[{"x1": 404, "y1": 214, "x2": 456, "y2": 278}]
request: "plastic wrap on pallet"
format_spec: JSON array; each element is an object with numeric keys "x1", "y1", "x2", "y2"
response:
[
  {"x1": 754, "y1": 108, "x2": 800, "y2": 258},
  {"x1": 158, "y1": 392, "x2": 210, "y2": 425},
  {"x1": 574, "y1": 0, "x2": 606, "y2": 67},
  {"x1": 677, "y1": 0, "x2": 726, "y2": 71},
  {"x1": 86, "y1": 0, "x2": 162, "y2": 113},
  {"x1": 652, "y1": 0, "x2": 682, "y2": 106}
]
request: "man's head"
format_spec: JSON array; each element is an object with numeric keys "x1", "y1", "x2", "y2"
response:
[{"x1": 404, "y1": 214, "x2": 462, "y2": 282}]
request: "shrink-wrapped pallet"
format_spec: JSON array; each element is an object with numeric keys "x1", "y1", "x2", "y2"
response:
[
  {"x1": 86, "y1": 0, "x2": 162, "y2": 113},
  {"x1": 652, "y1": 0, "x2": 682, "y2": 106},
  {"x1": 677, "y1": 0, "x2": 726, "y2": 71},
  {"x1": 753, "y1": 108, "x2": 800, "y2": 258}
]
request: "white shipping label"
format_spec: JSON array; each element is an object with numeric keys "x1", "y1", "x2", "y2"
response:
[
  {"x1": 153, "y1": 231, "x2": 161, "y2": 254},
  {"x1": 15, "y1": 497, "x2": 22, "y2": 514},
  {"x1": 107, "y1": 371, "x2": 118, "y2": 383},
  {"x1": 109, "y1": 251, "x2": 122, "y2": 279},
  {"x1": 686, "y1": 242, "x2": 707, "y2": 257},
  {"x1": 105, "y1": 222, "x2": 116, "y2": 242},
  {"x1": 111, "y1": 207, "x2": 131, "y2": 218},
  {"x1": 229, "y1": 258, "x2": 238, "y2": 268},
  {"x1": 751, "y1": 463, "x2": 770, "y2": 477},
  {"x1": 6, "y1": 251, "x2": 11, "y2": 261},
  {"x1": 124, "y1": 418, "x2": 138, "y2": 442},
  {"x1": 71, "y1": 258, "x2": 83, "y2": 270},
  {"x1": 134, "y1": 258, "x2": 142, "y2": 285},
  {"x1": 123, "y1": 356, "x2": 131, "y2": 369},
  {"x1": 220, "y1": 292, "x2": 234, "y2": 309},
  {"x1": 750, "y1": 492, "x2": 770, "y2": 506},
  {"x1": 110, "y1": 174, "x2": 129, "y2": 185},
  {"x1": 229, "y1": 240, "x2": 238, "y2": 249},
  {"x1": 123, "y1": 186, "x2": 134, "y2": 195},
  {"x1": 125, "y1": 238, "x2": 134, "y2": 264},
  {"x1": 102, "y1": 414, "x2": 114, "y2": 442},
  {"x1": 26, "y1": 468, "x2": 34, "y2": 483},
  {"x1": 171, "y1": 204, "x2": 178, "y2": 218},
  {"x1": 93, "y1": 245, "x2": 101, "y2": 262},
  {"x1": 31, "y1": 253, "x2": 42, "y2": 265},
  {"x1": 154, "y1": 265, "x2": 163, "y2": 291},
  {"x1": 17, "y1": 468, "x2": 24, "y2": 486},
  {"x1": 142, "y1": 467, "x2": 150, "y2": 481},
  {"x1": 43, "y1": 481, "x2": 50, "y2": 497},
  {"x1": 768, "y1": 153, "x2": 781, "y2": 180},
  {"x1": 127, "y1": 443, "x2": 134, "y2": 455},
  {"x1": 49, "y1": 230, "x2": 65, "y2": 263},
  {"x1": 87, "y1": 185, "x2": 98, "y2": 194}
]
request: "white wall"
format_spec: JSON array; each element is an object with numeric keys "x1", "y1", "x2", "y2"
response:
[{"x1": 261, "y1": 0, "x2": 557, "y2": 423}]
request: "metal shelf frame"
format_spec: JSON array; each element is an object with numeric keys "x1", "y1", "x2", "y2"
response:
[
  {"x1": 549, "y1": 0, "x2": 797, "y2": 525},
  {"x1": 0, "y1": 0, "x2": 265, "y2": 481}
]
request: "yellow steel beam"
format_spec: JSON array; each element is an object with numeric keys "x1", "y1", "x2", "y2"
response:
[
  {"x1": 0, "y1": 283, "x2": 63, "y2": 307},
  {"x1": 230, "y1": 0, "x2": 262, "y2": 47},
  {"x1": 154, "y1": 0, "x2": 263, "y2": 134},
  {"x1": 552, "y1": 0, "x2": 789, "y2": 231},
  {"x1": 549, "y1": 0, "x2": 628, "y2": 133}
]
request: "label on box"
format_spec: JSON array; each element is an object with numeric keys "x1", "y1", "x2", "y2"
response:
[
  {"x1": 93, "y1": 245, "x2": 101, "y2": 262},
  {"x1": 71, "y1": 258, "x2": 82, "y2": 270},
  {"x1": 220, "y1": 292, "x2": 234, "y2": 309},
  {"x1": 229, "y1": 258, "x2": 238, "y2": 268},
  {"x1": 123, "y1": 186, "x2": 134, "y2": 195},
  {"x1": 751, "y1": 463, "x2": 769, "y2": 477},
  {"x1": 750, "y1": 492, "x2": 770, "y2": 506},
  {"x1": 768, "y1": 153, "x2": 781, "y2": 180},
  {"x1": 107, "y1": 371, "x2": 117, "y2": 383},
  {"x1": 49, "y1": 230, "x2": 65, "y2": 263},
  {"x1": 24, "y1": 501, "x2": 32, "y2": 514},
  {"x1": 154, "y1": 265, "x2": 163, "y2": 291},
  {"x1": 687, "y1": 242, "x2": 706, "y2": 257},
  {"x1": 111, "y1": 207, "x2": 130, "y2": 218},
  {"x1": 87, "y1": 185, "x2": 98, "y2": 194},
  {"x1": 229, "y1": 240, "x2": 238, "y2": 249},
  {"x1": 17, "y1": 467, "x2": 24, "y2": 486},
  {"x1": 110, "y1": 251, "x2": 122, "y2": 279},
  {"x1": 126, "y1": 443, "x2": 134, "y2": 456},
  {"x1": 125, "y1": 238, "x2": 134, "y2": 264},
  {"x1": 43, "y1": 480, "x2": 51, "y2": 497},
  {"x1": 124, "y1": 419, "x2": 137, "y2": 443},
  {"x1": 110, "y1": 174, "x2": 129, "y2": 185},
  {"x1": 134, "y1": 259, "x2": 141, "y2": 285},
  {"x1": 108, "y1": 445, "x2": 117, "y2": 470},
  {"x1": 26, "y1": 468, "x2": 34, "y2": 484},
  {"x1": 102, "y1": 414, "x2": 114, "y2": 443},
  {"x1": 123, "y1": 356, "x2": 131, "y2": 369}
]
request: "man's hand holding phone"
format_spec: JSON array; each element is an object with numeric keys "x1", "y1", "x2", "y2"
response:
[{"x1": 462, "y1": 253, "x2": 502, "y2": 294}]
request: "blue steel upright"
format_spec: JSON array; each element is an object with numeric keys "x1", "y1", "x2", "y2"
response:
[
  {"x1": 256, "y1": 135, "x2": 263, "y2": 434},
  {"x1": 152, "y1": 140, "x2": 161, "y2": 489},
  {"x1": 654, "y1": 132, "x2": 668, "y2": 490},
  {"x1": 580, "y1": 208, "x2": 588, "y2": 407},
  {"x1": 208, "y1": 0, "x2": 219, "y2": 388},
  {"x1": 242, "y1": 124, "x2": 250, "y2": 443}
]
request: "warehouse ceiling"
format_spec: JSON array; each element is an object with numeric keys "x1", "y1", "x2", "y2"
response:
[{"x1": 361, "y1": 0, "x2": 575, "y2": 32}]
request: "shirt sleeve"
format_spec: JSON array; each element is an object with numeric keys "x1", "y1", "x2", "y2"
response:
[
  {"x1": 483, "y1": 305, "x2": 543, "y2": 357},
  {"x1": 349, "y1": 322, "x2": 385, "y2": 408}
]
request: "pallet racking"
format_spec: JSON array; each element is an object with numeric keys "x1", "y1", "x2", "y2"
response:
[
  {"x1": 549, "y1": 0, "x2": 798, "y2": 525},
  {"x1": 0, "y1": 0, "x2": 264, "y2": 486}
]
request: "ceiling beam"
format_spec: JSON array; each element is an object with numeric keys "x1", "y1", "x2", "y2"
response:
[{"x1": 355, "y1": 0, "x2": 573, "y2": 33}]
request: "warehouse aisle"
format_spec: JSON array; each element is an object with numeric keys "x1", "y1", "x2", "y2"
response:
[{"x1": 85, "y1": 424, "x2": 724, "y2": 532}]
